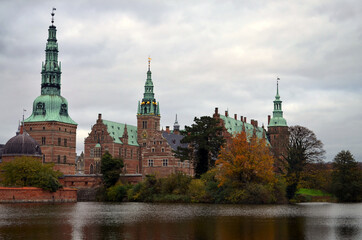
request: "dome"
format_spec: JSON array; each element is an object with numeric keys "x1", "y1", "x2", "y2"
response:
[{"x1": 3, "y1": 132, "x2": 42, "y2": 157}]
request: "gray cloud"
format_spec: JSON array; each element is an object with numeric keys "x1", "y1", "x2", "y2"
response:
[{"x1": 1, "y1": 0, "x2": 361, "y2": 161}]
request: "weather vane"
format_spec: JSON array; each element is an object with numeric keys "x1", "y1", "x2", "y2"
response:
[
  {"x1": 148, "y1": 56, "x2": 152, "y2": 70},
  {"x1": 51, "y1": 8, "x2": 56, "y2": 25}
]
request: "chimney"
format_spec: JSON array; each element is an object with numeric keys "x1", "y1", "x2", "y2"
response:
[
  {"x1": 240, "y1": 116, "x2": 243, "y2": 122},
  {"x1": 244, "y1": 117, "x2": 247, "y2": 123},
  {"x1": 268, "y1": 115, "x2": 271, "y2": 125},
  {"x1": 166, "y1": 126, "x2": 170, "y2": 133},
  {"x1": 255, "y1": 120, "x2": 258, "y2": 127},
  {"x1": 213, "y1": 107, "x2": 219, "y2": 118},
  {"x1": 98, "y1": 113, "x2": 102, "y2": 120},
  {"x1": 234, "y1": 114, "x2": 237, "y2": 120},
  {"x1": 225, "y1": 110, "x2": 228, "y2": 117}
]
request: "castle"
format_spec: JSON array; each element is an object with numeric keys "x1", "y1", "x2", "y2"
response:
[{"x1": 0, "y1": 12, "x2": 289, "y2": 182}]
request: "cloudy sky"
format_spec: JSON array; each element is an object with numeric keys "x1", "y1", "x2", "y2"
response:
[{"x1": 1, "y1": 0, "x2": 361, "y2": 161}]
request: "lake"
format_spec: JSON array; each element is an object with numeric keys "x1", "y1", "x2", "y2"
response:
[{"x1": 0, "y1": 202, "x2": 361, "y2": 240}]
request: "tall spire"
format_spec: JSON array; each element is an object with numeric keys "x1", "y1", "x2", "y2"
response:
[
  {"x1": 174, "y1": 114, "x2": 180, "y2": 132},
  {"x1": 40, "y1": 8, "x2": 61, "y2": 96},
  {"x1": 25, "y1": 9, "x2": 76, "y2": 126},
  {"x1": 137, "y1": 57, "x2": 160, "y2": 116},
  {"x1": 268, "y1": 78, "x2": 287, "y2": 127}
]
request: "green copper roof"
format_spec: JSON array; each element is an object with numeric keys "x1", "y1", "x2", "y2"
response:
[
  {"x1": 102, "y1": 120, "x2": 139, "y2": 146},
  {"x1": 268, "y1": 81, "x2": 287, "y2": 127},
  {"x1": 26, "y1": 13, "x2": 76, "y2": 126},
  {"x1": 137, "y1": 59, "x2": 160, "y2": 116},
  {"x1": 220, "y1": 115, "x2": 269, "y2": 142},
  {"x1": 25, "y1": 95, "x2": 77, "y2": 125}
]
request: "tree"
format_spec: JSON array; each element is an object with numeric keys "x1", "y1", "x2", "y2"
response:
[
  {"x1": 332, "y1": 150, "x2": 362, "y2": 202},
  {"x1": 0, "y1": 157, "x2": 63, "y2": 192},
  {"x1": 216, "y1": 132, "x2": 276, "y2": 187},
  {"x1": 284, "y1": 125, "x2": 325, "y2": 199},
  {"x1": 100, "y1": 151, "x2": 124, "y2": 188},
  {"x1": 174, "y1": 116, "x2": 225, "y2": 178}
]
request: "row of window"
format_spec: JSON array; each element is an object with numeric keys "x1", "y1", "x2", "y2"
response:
[
  {"x1": 142, "y1": 121, "x2": 159, "y2": 130},
  {"x1": 41, "y1": 137, "x2": 69, "y2": 146},
  {"x1": 29, "y1": 127, "x2": 71, "y2": 133},
  {"x1": 148, "y1": 159, "x2": 168, "y2": 167},
  {"x1": 151, "y1": 147, "x2": 165, "y2": 153}
]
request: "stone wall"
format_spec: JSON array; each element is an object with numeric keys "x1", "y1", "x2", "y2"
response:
[{"x1": 0, "y1": 187, "x2": 77, "y2": 203}]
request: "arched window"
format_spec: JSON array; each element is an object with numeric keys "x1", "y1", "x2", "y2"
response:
[{"x1": 90, "y1": 164, "x2": 94, "y2": 174}]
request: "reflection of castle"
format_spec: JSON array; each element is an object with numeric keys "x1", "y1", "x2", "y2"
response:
[{"x1": 84, "y1": 59, "x2": 193, "y2": 178}]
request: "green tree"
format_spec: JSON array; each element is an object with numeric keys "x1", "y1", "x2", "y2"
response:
[
  {"x1": 175, "y1": 116, "x2": 225, "y2": 178},
  {"x1": 100, "y1": 151, "x2": 124, "y2": 188},
  {"x1": 0, "y1": 157, "x2": 63, "y2": 192},
  {"x1": 332, "y1": 150, "x2": 362, "y2": 202},
  {"x1": 284, "y1": 125, "x2": 325, "y2": 199}
]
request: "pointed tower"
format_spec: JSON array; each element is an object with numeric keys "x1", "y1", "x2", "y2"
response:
[
  {"x1": 137, "y1": 58, "x2": 160, "y2": 144},
  {"x1": 267, "y1": 79, "x2": 289, "y2": 161},
  {"x1": 24, "y1": 9, "x2": 77, "y2": 174},
  {"x1": 173, "y1": 114, "x2": 180, "y2": 134}
]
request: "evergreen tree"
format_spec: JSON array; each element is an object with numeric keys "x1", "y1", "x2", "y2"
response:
[
  {"x1": 175, "y1": 116, "x2": 225, "y2": 178},
  {"x1": 101, "y1": 151, "x2": 124, "y2": 188},
  {"x1": 332, "y1": 150, "x2": 362, "y2": 202}
]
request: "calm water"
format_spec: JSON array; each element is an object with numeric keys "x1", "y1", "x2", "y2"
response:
[{"x1": 0, "y1": 202, "x2": 361, "y2": 240}]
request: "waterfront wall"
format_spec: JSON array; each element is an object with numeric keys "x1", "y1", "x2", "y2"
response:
[{"x1": 0, "y1": 187, "x2": 77, "y2": 203}]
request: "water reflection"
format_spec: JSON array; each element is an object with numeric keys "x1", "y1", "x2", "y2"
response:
[{"x1": 0, "y1": 202, "x2": 362, "y2": 240}]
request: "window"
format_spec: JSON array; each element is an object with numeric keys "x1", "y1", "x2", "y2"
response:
[
  {"x1": 143, "y1": 142, "x2": 146, "y2": 147},
  {"x1": 64, "y1": 139, "x2": 67, "y2": 147},
  {"x1": 152, "y1": 148, "x2": 155, "y2": 153},
  {"x1": 148, "y1": 159, "x2": 154, "y2": 167},
  {"x1": 155, "y1": 122, "x2": 158, "y2": 130},
  {"x1": 30, "y1": 127, "x2": 32, "y2": 131},
  {"x1": 90, "y1": 164, "x2": 94, "y2": 174},
  {"x1": 90, "y1": 148, "x2": 94, "y2": 157},
  {"x1": 42, "y1": 137, "x2": 46, "y2": 145},
  {"x1": 153, "y1": 141, "x2": 156, "y2": 145},
  {"x1": 178, "y1": 161, "x2": 181, "y2": 167},
  {"x1": 43, "y1": 127, "x2": 45, "y2": 130},
  {"x1": 142, "y1": 121, "x2": 148, "y2": 129},
  {"x1": 161, "y1": 148, "x2": 165, "y2": 153},
  {"x1": 57, "y1": 155, "x2": 60, "y2": 163},
  {"x1": 162, "y1": 159, "x2": 168, "y2": 167},
  {"x1": 119, "y1": 148, "x2": 123, "y2": 157},
  {"x1": 58, "y1": 138, "x2": 61, "y2": 146},
  {"x1": 63, "y1": 156, "x2": 66, "y2": 163}
]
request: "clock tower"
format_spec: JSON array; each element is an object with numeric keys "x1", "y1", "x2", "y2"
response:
[{"x1": 137, "y1": 58, "x2": 160, "y2": 145}]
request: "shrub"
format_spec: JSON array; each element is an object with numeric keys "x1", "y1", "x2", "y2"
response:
[
  {"x1": 106, "y1": 183, "x2": 131, "y2": 202},
  {"x1": 188, "y1": 179, "x2": 207, "y2": 203}
]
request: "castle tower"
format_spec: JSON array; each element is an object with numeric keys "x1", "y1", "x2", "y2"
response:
[
  {"x1": 137, "y1": 58, "x2": 160, "y2": 145},
  {"x1": 267, "y1": 79, "x2": 289, "y2": 161},
  {"x1": 24, "y1": 9, "x2": 77, "y2": 174}
]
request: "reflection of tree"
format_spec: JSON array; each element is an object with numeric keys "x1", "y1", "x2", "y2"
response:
[{"x1": 337, "y1": 224, "x2": 359, "y2": 239}]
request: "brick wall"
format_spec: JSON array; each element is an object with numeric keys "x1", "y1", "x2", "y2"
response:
[
  {"x1": 0, "y1": 187, "x2": 77, "y2": 203},
  {"x1": 24, "y1": 121, "x2": 77, "y2": 175},
  {"x1": 59, "y1": 175, "x2": 103, "y2": 189}
]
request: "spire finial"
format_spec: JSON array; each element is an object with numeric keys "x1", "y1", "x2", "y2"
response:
[
  {"x1": 277, "y1": 77, "x2": 280, "y2": 95},
  {"x1": 51, "y1": 8, "x2": 56, "y2": 25},
  {"x1": 148, "y1": 56, "x2": 151, "y2": 71}
]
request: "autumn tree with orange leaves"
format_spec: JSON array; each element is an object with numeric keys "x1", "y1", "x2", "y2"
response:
[{"x1": 216, "y1": 132, "x2": 276, "y2": 187}]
